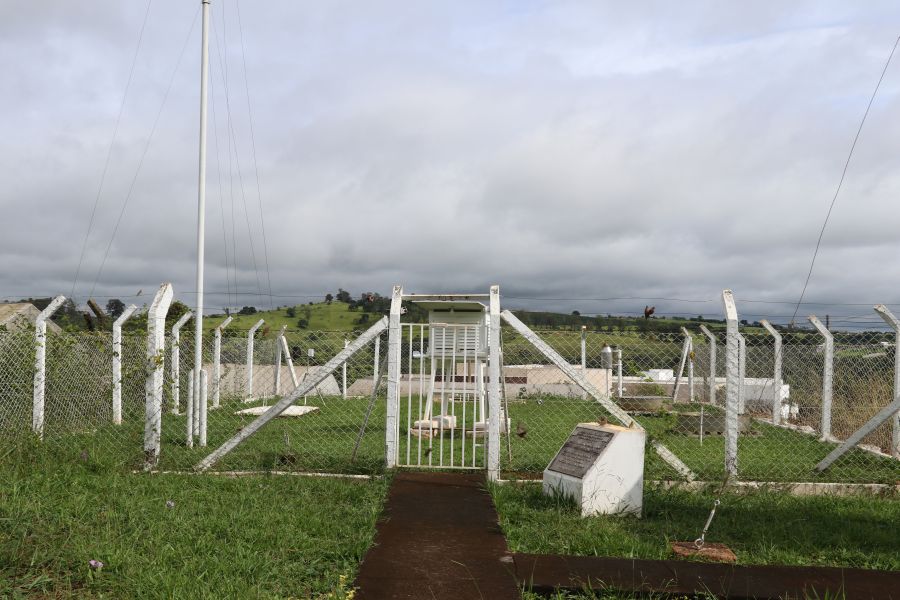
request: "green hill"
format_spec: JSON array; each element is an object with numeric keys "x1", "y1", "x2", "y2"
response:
[{"x1": 206, "y1": 301, "x2": 365, "y2": 332}]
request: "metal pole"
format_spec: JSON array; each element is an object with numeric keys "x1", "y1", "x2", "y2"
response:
[
  {"x1": 699, "y1": 325, "x2": 716, "y2": 405},
  {"x1": 760, "y1": 320, "x2": 783, "y2": 425},
  {"x1": 342, "y1": 339, "x2": 348, "y2": 399},
  {"x1": 616, "y1": 348, "x2": 623, "y2": 398},
  {"x1": 808, "y1": 315, "x2": 834, "y2": 441},
  {"x1": 212, "y1": 315, "x2": 232, "y2": 408},
  {"x1": 722, "y1": 290, "x2": 739, "y2": 477},
  {"x1": 191, "y1": 0, "x2": 211, "y2": 431},
  {"x1": 580, "y1": 326, "x2": 587, "y2": 400}
]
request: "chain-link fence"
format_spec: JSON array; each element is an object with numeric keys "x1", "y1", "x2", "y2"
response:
[{"x1": 2, "y1": 321, "x2": 899, "y2": 483}]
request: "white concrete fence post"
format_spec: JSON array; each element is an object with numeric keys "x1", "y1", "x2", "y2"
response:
[
  {"x1": 722, "y1": 290, "x2": 739, "y2": 477},
  {"x1": 212, "y1": 315, "x2": 232, "y2": 408},
  {"x1": 487, "y1": 285, "x2": 502, "y2": 481},
  {"x1": 32, "y1": 295, "x2": 66, "y2": 439},
  {"x1": 616, "y1": 348, "x2": 623, "y2": 398},
  {"x1": 187, "y1": 368, "x2": 195, "y2": 447},
  {"x1": 760, "y1": 320, "x2": 783, "y2": 425},
  {"x1": 699, "y1": 325, "x2": 717, "y2": 405},
  {"x1": 672, "y1": 328, "x2": 693, "y2": 402},
  {"x1": 170, "y1": 311, "x2": 194, "y2": 416},
  {"x1": 144, "y1": 283, "x2": 174, "y2": 469},
  {"x1": 580, "y1": 326, "x2": 587, "y2": 399},
  {"x1": 273, "y1": 325, "x2": 287, "y2": 397},
  {"x1": 199, "y1": 369, "x2": 208, "y2": 447},
  {"x1": 112, "y1": 304, "x2": 138, "y2": 425},
  {"x1": 280, "y1": 335, "x2": 299, "y2": 390},
  {"x1": 808, "y1": 314, "x2": 834, "y2": 441},
  {"x1": 245, "y1": 318, "x2": 264, "y2": 402},
  {"x1": 385, "y1": 286, "x2": 403, "y2": 469}
]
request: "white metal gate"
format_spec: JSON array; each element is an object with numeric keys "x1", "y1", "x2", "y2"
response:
[{"x1": 397, "y1": 323, "x2": 488, "y2": 469}]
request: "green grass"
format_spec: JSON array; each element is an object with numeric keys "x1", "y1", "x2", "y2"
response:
[
  {"x1": 492, "y1": 482, "x2": 900, "y2": 571},
  {"x1": 0, "y1": 442, "x2": 389, "y2": 598}
]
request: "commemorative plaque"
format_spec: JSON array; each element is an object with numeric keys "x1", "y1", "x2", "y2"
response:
[{"x1": 543, "y1": 423, "x2": 645, "y2": 517}]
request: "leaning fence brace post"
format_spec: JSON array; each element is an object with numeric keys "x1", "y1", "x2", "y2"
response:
[
  {"x1": 245, "y1": 318, "x2": 264, "y2": 402},
  {"x1": 199, "y1": 369, "x2": 208, "y2": 446},
  {"x1": 817, "y1": 306, "x2": 900, "y2": 470},
  {"x1": 212, "y1": 315, "x2": 232, "y2": 408},
  {"x1": 187, "y1": 368, "x2": 195, "y2": 446},
  {"x1": 698, "y1": 325, "x2": 717, "y2": 404},
  {"x1": 196, "y1": 317, "x2": 389, "y2": 471},
  {"x1": 280, "y1": 335, "x2": 299, "y2": 389},
  {"x1": 385, "y1": 286, "x2": 403, "y2": 468},
  {"x1": 32, "y1": 295, "x2": 66, "y2": 439},
  {"x1": 722, "y1": 290, "x2": 739, "y2": 476},
  {"x1": 273, "y1": 325, "x2": 286, "y2": 397},
  {"x1": 112, "y1": 304, "x2": 138, "y2": 425},
  {"x1": 487, "y1": 285, "x2": 502, "y2": 481},
  {"x1": 759, "y1": 320, "x2": 783, "y2": 425},
  {"x1": 170, "y1": 311, "x2": 194, "y2": 416},
  {"x1": 808, "y1": 315, "x2": 834, "y2": 441},
  {"x1": 874, "y1": 305, "x2": 900, "y2": 458},
  {"x1": 677, "y1": 327, "x2": 695, "y2": 402},
  {"x1": 144, "y1": 283, "x2": 174, "y2": 469},
  {"x1": 374, "y1": 335, "x2": 380, "y2": 378}
]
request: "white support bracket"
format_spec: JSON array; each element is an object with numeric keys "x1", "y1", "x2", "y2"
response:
[
  {"x1": 212, "y1": 315, "x2": 232, "y2": 408},
  {"x1": 817, "y1": 304, "x2": 900, "y2": 471},
  {"x1": 487, "y1": 285, "x2": 502, "y2": 481},
  {"x1": 112, "y1": 304, "x2": 139, "y2": 425},
  {"x1": 273, "y1": 325, "x2": 287, "y2": 397},
  {"x1": 144, "y1": 283, "x2": 174, "y2": 469},
  {"x1": 808, "y1": 314, "x2": 834, "y2": 441},
  {"x1": 170, "y1": 311, "x2": 194, "y2": 416},
  {"x1": 32, "y1": 295, "x2": 66, "y2": 439},
  {"x1": 698, "y1": 324, "x2": 717, "y2": 405},
  {"x1": 385, "y1": 285, "x2": 403, "y2": 469},
  {"x1": 501, "y1": 309, "x2": 696, "y2": 481},
  {"x1": 245, "y1": 318, "x2": 264, "y2": 402},
  {"x1": 722, "y1": 290, "x2": 739, "y2": 476},
  {"x1": 760, "y1": 320, "x2": 784, "y2": 425},
  {"x1": 195, "y1": 317, "x2": 389, "y2": 471}
]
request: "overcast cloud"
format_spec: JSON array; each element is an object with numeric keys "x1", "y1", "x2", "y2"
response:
[{"x1": 2, "y1": 1, "x2": 900, "y2": 328}]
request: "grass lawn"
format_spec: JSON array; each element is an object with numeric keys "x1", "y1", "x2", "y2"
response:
[
  {"x1": 492, "y1": 482, "x2": 900, "y2": 572},
  {"x1": 0, "y1": 445, "x2": 389, "y2": 598}
]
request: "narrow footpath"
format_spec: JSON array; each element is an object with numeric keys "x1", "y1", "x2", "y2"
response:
[{"x1": 353, "y1": 471, "x2": 520, "y2": 600}]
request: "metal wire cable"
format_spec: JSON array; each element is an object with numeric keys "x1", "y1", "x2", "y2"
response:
[
  {"x1": 790, "y1": 35, "x2": 900, "y2": 326},
  {"x1": 70, "y1": 0, "x2": 153, "y2": 304}
]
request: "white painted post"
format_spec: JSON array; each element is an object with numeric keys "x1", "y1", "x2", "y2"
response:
[
  {"x1": 280, "y1": 335, "x2": 299, "y2": 389},
  {"x1": 737, "y1": 333, "x2": 746, "y2": 414},
  {"x1": 808, "y1": 315, "x2": 834, "y2": 441},
  {"x1": 699, "y1": 325, "x2": 716, "y2": 405},
  {"x1": 144, "y1": 283, "x2": 174, "y2": 469},
  {"x1": 199, "y1": 369, "x2": 208, "y2": 446},
  {"x1": 580, "y1": 326, "x2": 587, "y2": 399},
  {"x1": 112, "y1": 304, "x2": 138, "y2": 425},
  {"x1": 212, "y1": 315, "x2": 232, "y2": 408},
  {"x1": 170, "y1": 311, "x2": 194, "y2": 416},
  {"x1": 187, "y1": 368, "x2": 195, "y2": 447},
  {"x1": 874, "y1": 305, "x2": 900, "y2": 458},
  {"x1": 722, "y1": 290, "x2": 739, "y2": 476},
  {"x1": 32, "y1": 295, "x2": 66, "y2": 439},
  {"x1": 679, "y1": 327, "x2": 695, "y2": 402},
  {"x1": 245, "y1": 318, "x2": 264, "y2": 402},
  {"x1": 760, "y1": 320, "x2": 783, "y2": 425},
  {"x1": 672, "y1": 329, "x2": 692, "y2": 402},
  {"x1": 342, "y1": 339, "x2": 349, "y2": 399},
  {"x1": 385, "y1": 285, "x2": 403, "y2": 468},
  {"x1": 487, "y1": 285, "x2": 502, "y2": 481},
  {"x1": 616, "y1": 348, "x2": 623, "y2": 398},
  {"x1": 273, "y1": 325, "x2": 286, "y2": 397}
]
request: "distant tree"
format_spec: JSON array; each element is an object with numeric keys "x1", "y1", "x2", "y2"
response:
[
  {"x1": 297, "y1": 318, "x2": 309, "y2": 329},
  {"x1": 325, "y1": 293, "x2": 334, "y2": 304},
  {"x1": 106, "y1": 298, "x2": 126, "y2": 319},
  {"x1": 238, "y1": 306, "x2": 257, "y2": 315},
  {"x1": 336, "y1": 289, "x2": 352, "y2": 303},
  {"x1": 356, "y1": 313, "x2": 370, "y2": 325},
  {"x1": 571, "y1": 310, "x2": 580, "y2": 317},
  {"x1": 286, "y1": 306, "x2": 296, "y2": 318}
]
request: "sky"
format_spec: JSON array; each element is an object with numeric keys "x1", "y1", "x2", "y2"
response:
[{"x1": 2, "y1": 1, "x2": 900, "y2": 329}]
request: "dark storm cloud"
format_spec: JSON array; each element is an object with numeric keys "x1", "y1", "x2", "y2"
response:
[{"x1": 2, "y1": 1, "x2": 900, "y2": 327}]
